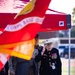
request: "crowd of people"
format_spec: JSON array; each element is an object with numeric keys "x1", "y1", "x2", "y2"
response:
[{"x1": 0, "y1": 34, "x2": 62, "y2": 75}]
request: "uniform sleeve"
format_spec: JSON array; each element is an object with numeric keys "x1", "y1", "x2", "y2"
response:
[
  {"x1": 35, "y1": 46, "x2": 43, "y2": 62},
  {"x1": 35, "y1": 50, "x2": 42, "y2": 62},
  {"x1": 56, "y1": 49, "x2": 62, "y2": 75}
]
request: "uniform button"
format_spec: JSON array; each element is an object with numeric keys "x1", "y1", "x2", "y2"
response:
[
  {"x1": 49, "y1": 52, "x2": 50, "y2": 54},
  {"x1": 49, "y1": 59, "x2": 50, "y2": 60},
  {"x1": 49, "y1": 62, "x2": 51, "y2": 66}
]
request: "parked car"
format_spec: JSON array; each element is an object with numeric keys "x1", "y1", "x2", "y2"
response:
[{"x1": 58, "y1": 44, "x2": 75, "y2": 58}]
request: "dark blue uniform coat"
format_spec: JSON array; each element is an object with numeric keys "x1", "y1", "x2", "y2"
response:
[{"x1": 35, "y1": 48, "x2": 62, "y2": 75}]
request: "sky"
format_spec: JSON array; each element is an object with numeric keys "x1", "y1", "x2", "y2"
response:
[
  {"x1": 0, "y1": 0, "x2": 75, "y2": 15},
  {"x1": 48, "y1": 0, "x2": 75, "y2": 15}
]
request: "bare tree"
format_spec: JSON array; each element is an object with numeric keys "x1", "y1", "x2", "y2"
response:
[
  {"x1": 72, "y1": 7, "x2": 75, "y2": 24},
  {"x1": 71, "y1": 7, "x2": 75, "y2": 37}
]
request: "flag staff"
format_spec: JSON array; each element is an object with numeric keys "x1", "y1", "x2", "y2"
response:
[{"x1": 68, "y1": 28, "x2": 71, "y2": 75}]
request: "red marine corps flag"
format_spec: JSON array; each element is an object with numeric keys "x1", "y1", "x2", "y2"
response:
[
  {"x1": 0, "y1": 0, "x2": 51, "y2": 70},
  {"x1": 0, "y1": 54, "x2": 10, "y2": 70}
]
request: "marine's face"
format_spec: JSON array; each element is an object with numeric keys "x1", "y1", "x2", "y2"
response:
[{"x1": 46, "y1": 43, "x2": 52, "y2": 51}]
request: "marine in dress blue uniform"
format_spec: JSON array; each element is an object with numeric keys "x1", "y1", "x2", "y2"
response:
[{"x1": 36, "y1": 39, "x2": 62, "y2": 75}]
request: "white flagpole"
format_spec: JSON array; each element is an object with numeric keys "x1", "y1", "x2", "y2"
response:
[{"x1": 68, "y1": 28, "x2": 71, "y2": 75}]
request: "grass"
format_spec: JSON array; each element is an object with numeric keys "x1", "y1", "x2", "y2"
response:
[
  {"x1": 61, "y1": 58, "x2": 75, "y2": 75},
  {"x1": 62, "y1": 67, "x2": 75, "y2": 75}
]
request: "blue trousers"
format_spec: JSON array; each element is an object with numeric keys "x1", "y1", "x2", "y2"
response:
[{"x1": 15, "y1": 61, "x2": 29, "y2": 75}]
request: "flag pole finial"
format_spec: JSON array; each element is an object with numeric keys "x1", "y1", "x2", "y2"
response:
[{"x1": 14, "y1": 0, "x2": 36, "y2": 19}]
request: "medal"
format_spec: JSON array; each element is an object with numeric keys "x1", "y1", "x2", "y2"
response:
[
  {"x1": 52, "y1": 53, "x2": 57, "y2": 59},
  {"x1": 51, "y1": 63, "x2": 56, "y2": 70}
]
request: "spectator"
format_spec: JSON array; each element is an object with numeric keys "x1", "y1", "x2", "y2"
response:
[
  {"x1": 28, "y1": 34, "x2": 41, "y2": 75},
  {"x1": 15, "y1": 34, "x2": 41, "y2": 75}
]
